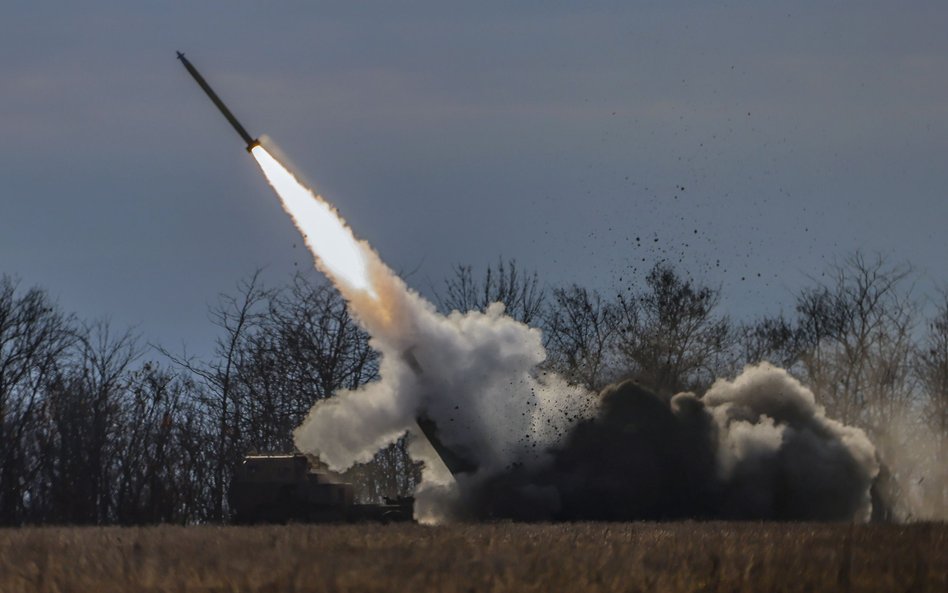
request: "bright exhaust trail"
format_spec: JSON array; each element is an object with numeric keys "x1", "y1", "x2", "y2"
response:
[{"x1": 250, "y1": 145, "x2": 376, "y2": 297}]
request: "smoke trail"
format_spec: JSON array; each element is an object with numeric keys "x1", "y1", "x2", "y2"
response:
[
  {"x1": 251, "y1": 144, "x2": 879, "y2": 523},
  {"x1": 250, "y1": 145, "x2": 594, "y2": 522}
]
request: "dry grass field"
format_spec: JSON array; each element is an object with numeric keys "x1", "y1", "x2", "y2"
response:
[{"x1": 0, "y1": 522, "x2": 944, "y2": 593}]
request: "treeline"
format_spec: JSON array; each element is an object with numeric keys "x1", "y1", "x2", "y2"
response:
[{"x1": 0, "y1": 253, "x2": 945, "y2": 524}]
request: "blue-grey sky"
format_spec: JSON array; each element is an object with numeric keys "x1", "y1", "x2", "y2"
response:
[{"x1": 2, "y1": 1, "x2": 946, "y2": 355}]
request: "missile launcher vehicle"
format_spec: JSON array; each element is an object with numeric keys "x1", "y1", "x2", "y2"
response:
[{"x1": 229, "y1": 452, "x2": 414, "y2": 524}]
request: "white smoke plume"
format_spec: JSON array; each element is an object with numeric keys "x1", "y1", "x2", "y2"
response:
[
  {"x1": 250, "y1": 144, "x2": 593, "y2": 521},
  {"x1": 703, "y1": 364, "x2": 879, "y2": 521},
  {"x1": 293, "y1": 287, "x2": 596, "y2": 522}
]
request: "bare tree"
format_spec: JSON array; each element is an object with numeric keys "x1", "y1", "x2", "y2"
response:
[
  {"x1": 795, "y1": 253, "x2": 916, "y2": 431},
  {"x1": 543, "y1": 284, "x2": 619, "y2": 391},
  {"x1": 33, "y1": 321, "x2": 141, "y2": 524},
  {"x1": 238, "y1": 273, "x2": 378, "y2": 451},
  {"x1": 113, "y1": 362, "x2": 212, "y2": 524},
  {"x1": 739, "y1": 314, "x2": 807, "y2": 370},
  {"x1": 916, "y1": 293, "x2": 948, "y2": 515},
  {"x1": 436, "y1": 259, "x2": 546, "y2": 325},
  {"x1": 159, "y1": 271, "x2": 270, "y2": 522},
  {"x1": 918, "y1": 294, "x2": 948, "y2": 439},
  {"x1": 614, "y1": 263, "x2": 734, "y2": 396},
  {"x1": 0, "y1": 276, "x2": 76, "y2": 525}
]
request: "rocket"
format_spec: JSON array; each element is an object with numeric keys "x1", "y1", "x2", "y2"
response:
[{"x1": 177, "y1": 52, "x2": 260, "y2": 152}]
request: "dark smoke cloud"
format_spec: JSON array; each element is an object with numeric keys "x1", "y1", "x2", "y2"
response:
[{"x1": 458, "y1": 363, "x2": 878, "y2": 522}]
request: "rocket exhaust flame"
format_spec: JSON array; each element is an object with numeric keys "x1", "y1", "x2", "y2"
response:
[{"x1": 250, "y1": 145, "x2": 376, "y2": 298}]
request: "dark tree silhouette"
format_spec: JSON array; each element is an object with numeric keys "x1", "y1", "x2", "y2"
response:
[
  {"x1": 0, "y1": 276, "x2": 76, "y2": 525},
  {"x1": 436, "y1": 259, "x2": 546, "y2": 325},
  {"x1": 159, "y1": 271, "x2": 270, "y2": 522},
  {"x1": 917, "y1": 293, "x2": 948, "y2": 516},
  {"x1": 543, "y1": 284, "x2": 619, "y2": 391},
  {"x1": 613, "y1": 263, "x2": 734, "y2": 396}
]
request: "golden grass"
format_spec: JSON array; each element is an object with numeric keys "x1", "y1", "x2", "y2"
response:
[{"x1": 0, "y1": 522, "x2": 944, "y2": 592}]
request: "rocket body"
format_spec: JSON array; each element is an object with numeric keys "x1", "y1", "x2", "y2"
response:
[{"x1": 177, "y1": 52, "x2": 259, "y2": 152}]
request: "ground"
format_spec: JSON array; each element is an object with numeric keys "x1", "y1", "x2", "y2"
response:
[{"x1": 0, "y1": 522, "x2": 944, "y2": 592}]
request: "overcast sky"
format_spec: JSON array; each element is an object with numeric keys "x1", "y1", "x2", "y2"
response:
[{"x1": 2, "y1": 1, "x2": 946, "y2": 356}]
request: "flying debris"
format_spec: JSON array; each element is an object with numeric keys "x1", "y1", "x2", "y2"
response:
[
  {"x1": 173, "y1": 52, "x2": 883, "y2": 525},
  {"x1": 176, "y1": 51, "x2": 260, "y2": 152}
]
